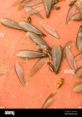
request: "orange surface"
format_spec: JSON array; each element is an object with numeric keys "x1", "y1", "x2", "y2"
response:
[{"x1": 0, "y1": 0, "x2": 82, "y2": 108}]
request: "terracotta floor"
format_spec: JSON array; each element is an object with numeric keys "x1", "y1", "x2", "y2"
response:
[{"x1": 0, "y1": 0, "x2": 82, "y2": 108}]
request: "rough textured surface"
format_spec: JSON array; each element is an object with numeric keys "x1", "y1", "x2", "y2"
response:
[{"x1": 0, "y1": 0, "x2": 82, "y2": 108}]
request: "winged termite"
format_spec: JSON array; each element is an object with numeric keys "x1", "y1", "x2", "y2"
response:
[
  {"x1": 16, "y1": 50, "x2": 47, "y2": 59},
  {"x1": 15, "y1": 62, "x2": 26, "y2": 85},
  {"x1": 51, "y1": 44, "x2": 63, "y2": 73},
  {"x1": 21, "y1": 5, "x2": 43, "y2": 19},
  {"x1": 75, "y1": 66, "x2": 82, "y2": 78},
  {"x1": 66, "y1": 1, "x2": 77, "y2": 24},
  {"x1": 25, "y1": 6, "x2": 43, "y2": 18},
  {"x1": 41, "y1": 22, "x2": 60, "y2": 39},
  {"x1": 64, "y1": 42, "x2": 77, "y2": 71},
  {"x1": 76, "y1": 25, "x2": 82, "y2": 52},
  {"x1": 30, "y1": 58, "x2": 45, "y2": 77},
  {"x1": 73, "y1": 82, "x2": 82, "y2": 92},
  {"x1": 63, "y1": 41, "x2": 72, "y2": 57},
  {"x1": 0, "y1": 18, "x2": 22, "y2": 30},
  {"x1": 41, "y1": 92, "x2": 56, "y2": 109},
  {"x1": 19, "y1": 21, "x2": 44, "y2": 35},
  {"x1": 27, "y1": 32, "x2": 51, "y2": 50},
  {"x1": 42, "y1": 0, "x2": 53, "y2": 18}
]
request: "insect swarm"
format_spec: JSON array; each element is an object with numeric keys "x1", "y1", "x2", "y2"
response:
[{"x1": 0, "y1": 0, "x2": 82, "y2": 108}]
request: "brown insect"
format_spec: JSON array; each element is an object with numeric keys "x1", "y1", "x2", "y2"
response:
[
  {"x1": 0, "y1": 18, "x2": 22, "y2": 30},
  {"x1": 30, "y1": 58, "x2": 45, "y2": 77},
  {"x1": 41, "y1": 22, "x2": 60, "y2": 39},
  {"x1": 64, "y1": 41, "x2": 77, "y2": 71},
  {"x1": 16, "y1": 50, "x2": 47, "y2": 59},
  {"x1": 51, "y1": 44, "x2": 63, "y2": 73},
  {"x1": 15, "y1": 62, "x2": 26, "y2": 85},
  {"x1": 56, "y1": 78, "x2": 64, "y2": 89},
  {"x1": 19, "y1": 21, "x2": 44, "y2": 35},
  {"x1": 27, "y1": 32, "x2": 50, "y2": 50},
  {"x1": 66, "y1": 2, "x2": 77, "y2": 24},
  {"x1": 42, "y1": 0, "x2": 52, "y2": 18}
]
